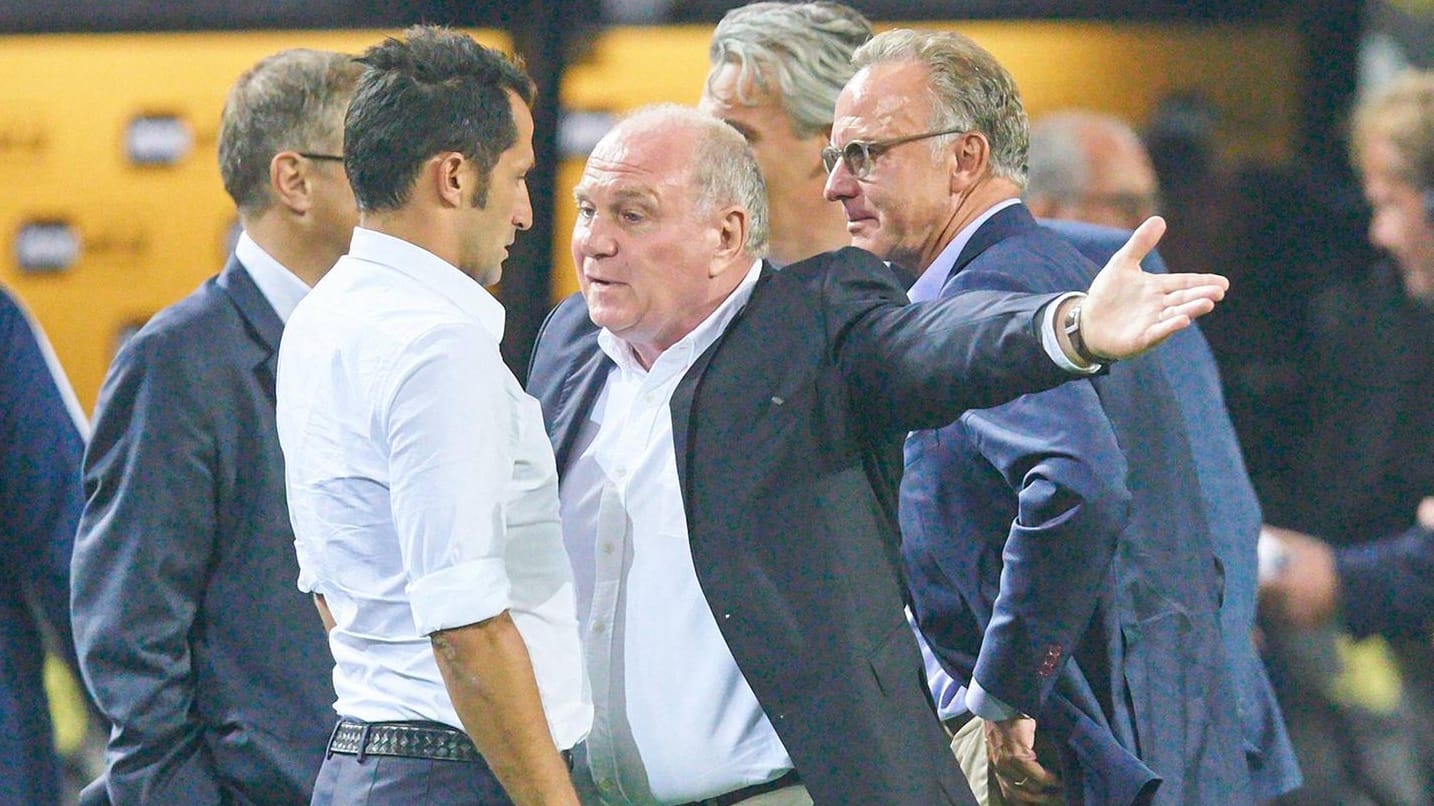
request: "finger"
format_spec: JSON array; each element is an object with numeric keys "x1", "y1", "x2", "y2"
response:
[
  {"x1": 1137, "y1": 314, "x2": 1192, "y2": 347},
  {"x1": 996, "y1": 772, "x2": 1063, "y2": 805},
  {"x1": 1150, "y1": 273, "x2": 1230, "y2": 295},
  {"x1": 1110, "y1": 215, "x2": 1167, "y2": 268},
  {"x1": 1162, "y1": 298, "x2": 1216, "y2": 323},
  {"x1": 1157, "y1": 286, "x2": 1226, "y2": 311}
]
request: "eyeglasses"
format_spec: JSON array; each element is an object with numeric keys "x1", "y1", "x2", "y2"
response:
[
  {"x1": 821, "y1": 127, "x2": 969, "y2": 179},
  {"x1": 297, "y1": 152, "x2": 344, "y2": 163}
]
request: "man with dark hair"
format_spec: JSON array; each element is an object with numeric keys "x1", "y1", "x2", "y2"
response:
[
  {"x1": 72, "y1": 48, "x2": 361, "y2": 805},
  {"x1": 277, "y1": 27, "x2": 588, "y2": 805}
]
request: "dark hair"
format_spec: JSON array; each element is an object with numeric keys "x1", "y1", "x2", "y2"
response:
[
  {"x1": 218, "y1": 49, "x2": 361, "y2": 215},
  {"x1": 344, "y1": 25, "x2": 535, "y2": 212}
]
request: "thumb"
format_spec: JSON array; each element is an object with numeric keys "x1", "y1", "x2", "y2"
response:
[{"x1": 1110, "y1": 215, "x2": 1166, "y2": 270}]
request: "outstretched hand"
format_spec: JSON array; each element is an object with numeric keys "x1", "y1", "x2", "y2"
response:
[{"x1": 1080, "y1": 217, "x2": 1228, "y2": 361}]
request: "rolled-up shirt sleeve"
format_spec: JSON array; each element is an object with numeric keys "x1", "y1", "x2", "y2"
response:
[{"x1": 383, "y1": 322, "x2": 516, "y2": 635}]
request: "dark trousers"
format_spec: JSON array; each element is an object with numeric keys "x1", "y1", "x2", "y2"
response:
[{"x1": 311, "y1": 751, "x2": 514, "y2": 805}]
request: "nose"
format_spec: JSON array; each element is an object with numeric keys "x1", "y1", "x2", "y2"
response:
[
  {"x1": 823, "y1": 160, "x2": 856, "y2": 202},
  {"x1": 1368, "y1": 210, "x2": 1397, "y2": 254},
  {"x1": 513, "y1": 181, "x2": 533, "y2": 231},
  {"x1": 575, "y1": 214, "x2": 617, "y2": 259}
]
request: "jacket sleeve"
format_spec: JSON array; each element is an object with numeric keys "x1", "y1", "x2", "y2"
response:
[
  {"x1": 0, "y1": 287, "x2": 86, "y2": 665},
  {"x1": 71, "y1": 325, "x2": 224, "y2": 805},
  {"x1": 816, "y1": 247, "x2": 1073, "y2": 435},
  {"x1": 960, "y1": 381, "x2": 1131, "y2": 718},
  {"x1": 1337, "y1": 524, "x2": 1434, "y2": 641}
]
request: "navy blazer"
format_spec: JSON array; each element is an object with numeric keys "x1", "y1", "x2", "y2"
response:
[
  {"x1": 1337, "y1": 524, "x2": 1434, "y2": 639},
  {"x1": 0, "y1": 286, "x2": 86, "y2": 806},
  {"x1": 72, "y1": 257, "x2": 333, "y2": 805},
  {"x1": 902, "y1": 206, "x2": 1250, "y2": 805},
  {"x1": 1048, "y1": 218, "x2": 1301, "y2": 800},
  {"x1": 529, "y1": 246, "x2": 1083, "y2": 805}
]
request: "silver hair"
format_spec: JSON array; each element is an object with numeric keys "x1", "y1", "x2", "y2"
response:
[
  {"x1": 614, "y1": 104, "x2": 771, "y2": 257},
  {"x1": 1025, "y1": 110, "x2": 1140, "y2": 202},
  {"x1": 852, "y1": 28, "x2": 1028, "y2": 186},
  {"x1": 218, "y1": 49, "x2": 361, "y2": 215},
  {"x1": 706, "y1": 1, "x2": 872, "y2": 139}
]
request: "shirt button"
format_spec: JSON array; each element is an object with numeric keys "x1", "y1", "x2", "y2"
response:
[
  {"x1": 615, "y1": 467, "x2": 628, "y2": 479},
  {"x1": 592, "y1": 621, "x2": 606, "y2": 634},
  {"x1": 602, "y1": 543, "x2": 615, "y2": 555}
]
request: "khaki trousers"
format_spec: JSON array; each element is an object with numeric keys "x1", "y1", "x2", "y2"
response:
[{"x1": 949, "y1": 716, "x2": 1007, "y2": 806}]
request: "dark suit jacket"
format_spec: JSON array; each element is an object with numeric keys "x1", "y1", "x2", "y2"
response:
[
  {"x1": 0, "y1": 285, "x2": 86, "y2": 806},
  {"x1": 1263, "y1": 264, "x2": 1434, "y2": 548},
  {"x1": 1048, "y1": 219, "x2": 1301, "y2": 800},
  {"x1": 72, "y1": 257, "x2": 333, "y2": 805},
  {"x1": 528, "y1": 246, "x2": 1078, "y2": 805},
  {"x1": 902, "y1": 206, "x2": 1248, "y2": 805},
  {"x1": 1337, "y1": 524, "x2": 1434, "y2": 639}
]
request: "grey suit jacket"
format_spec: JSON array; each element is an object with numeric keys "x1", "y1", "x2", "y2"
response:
[{"x1": 72, "y1": 257, "x2": 333, "y2": 805}]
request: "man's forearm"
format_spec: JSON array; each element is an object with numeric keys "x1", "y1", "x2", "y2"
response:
[{"x1": 430, "y1": 612, "x2": 577, "y2": 806}]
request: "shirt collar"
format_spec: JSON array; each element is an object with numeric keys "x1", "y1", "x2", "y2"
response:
[
  {"x1": 234, "y1": 231, "x2": 311, "y2": 324},
  {"x1": 906, "y1": 198, "x2": 1021, "y2": 303},
  {"x1": 598, "y1": 258, "x2": 764, "y2": 376},
  {"x1": 345, "y1": 227, "x2": 507, "y2": 343}
]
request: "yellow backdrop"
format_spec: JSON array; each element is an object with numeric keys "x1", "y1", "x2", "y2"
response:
[{"x1": 0, "y1": 21, "x2": 1298, "y2": 412}]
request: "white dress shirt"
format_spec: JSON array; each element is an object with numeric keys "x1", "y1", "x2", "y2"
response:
[
  {"x1": 559, "y1": 259, "x2": 793, "y2": 804},
  {"x1": 235, "y1": 231, "x2": 310, "y2": 324},
  {"x1": 277, "y1": 227, "x2": 591, "y2": 751}
]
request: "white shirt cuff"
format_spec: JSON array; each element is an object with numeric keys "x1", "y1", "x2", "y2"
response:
[
  {"x1": 407, "y1": 557, "x2": 512, "y2": 635},
  {"x1": 1041, "y1": 291, "x2": 1102, "y2": 375},
  {"x1": 966, "y1": 677, "x2": 1022, "y2": 722}
]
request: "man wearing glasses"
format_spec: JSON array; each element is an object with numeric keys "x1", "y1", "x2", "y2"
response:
[
  {"x1": 823, "y1": 29, "x2": 1257, "y2": 804},
  {"x1": 72, "y1": 49, "x2": 362, "y2": 804}
]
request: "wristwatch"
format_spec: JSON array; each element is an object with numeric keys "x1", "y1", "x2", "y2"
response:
[{"x1": 1062, "y1": 299, "x2": 1100, "y2": 366}]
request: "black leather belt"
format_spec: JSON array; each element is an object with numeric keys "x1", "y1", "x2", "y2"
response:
[
  {"x1": 327, "y1": 719, "x2": 573, "y2": 769},
  {"x1": 943, "y1": 710, "x2": 977, "y2": 737},
  {"x1": 674, "y1": 769, "x2": 801, "y2": 806}
]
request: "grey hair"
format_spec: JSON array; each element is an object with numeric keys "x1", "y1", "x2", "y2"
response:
[
  {"x1": 706, "y1": 1, "x2": 872, "y2": 139},
  {"x1": 616, "y1": 103, "x2": 771, "y2": 257},
  {"x1": 1026, "y1": 110, "x2": 1137, "y2": 202},
  {"x1": 218, "y1": 49, "x2": 362, "y2": 216},
  {"x1": 852, "y1": 28, "x2": 1028, "y2": 186}
]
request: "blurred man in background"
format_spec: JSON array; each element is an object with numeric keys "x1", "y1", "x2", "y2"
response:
[
  {"x1": 1025, "y1": 107, "x2": 1301, "y2": 803},
  {"x1": 1259, "y1": 69, "x2": 1434, "y2": 805},
  {"x1": 72, "y1": 48, "x2": 360, "y2": 804},
  {"x1": 0, "y1": 283, "x2": 87, "y2": 806},
  {"x1": 1025, "y1": 109, "x2": 1159, "y2": 231}
]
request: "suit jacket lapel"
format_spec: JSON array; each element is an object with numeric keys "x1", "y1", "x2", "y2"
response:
[
  {"x1": 549, "y1": 344, "x2": 610, "y2": 475},
  {"x1": 215, "y1": 255, "x2": 285, "y2": 401},
  {"x1": 670, "y1": 262, "x2": 775, "y2": 499},
  {"x1": 945, "y1": 204, "x2": 1040, "y2": 288}
]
